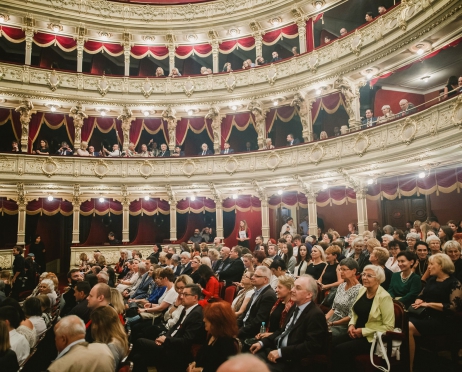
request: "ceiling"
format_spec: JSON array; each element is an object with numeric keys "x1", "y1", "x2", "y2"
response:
[{"x1": 108, "y1": 0, "x2": 213, "y2": 4}]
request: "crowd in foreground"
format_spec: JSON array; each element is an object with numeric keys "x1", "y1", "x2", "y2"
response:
[{"x1": 0, "y1": 215, "x2": 461, "y2": 372}]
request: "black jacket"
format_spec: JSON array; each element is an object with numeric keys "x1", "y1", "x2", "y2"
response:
[
  {"x1": 216, "y1": 258, "x2": 244, "y2": 286},
  {"x1": 67, "y1": 298, "x2": 91, "y2": 324},
  {"x1": 157, "y1": 150, "x2": 170, "y2": 157}
]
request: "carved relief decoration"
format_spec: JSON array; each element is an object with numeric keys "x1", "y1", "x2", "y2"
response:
[
  {"x1": 182, "y1": 159, "x2": 197, "y2": 178},
  {"x1": 47, "y1": 70, "x2": 61, "y2": 91},
  {"x1": 399, "y1": 117, "x2": 418, "y2": 145},
  {"x1": 41, "y1": 157, "x2": 59, "y2": 177},
  {"x1": 353, "y1": 133, "x2": 371, "y2": 157},
  {"x1": 224, "y1": 156, "x2": 239, "y2": 175},
  {"x1": 225, "y1": 72, "x2": 236, "y2": 93},
  {"x1": 93, "y1": 159, "x2": 109, "y2": 178},
  {"x1": 451, "y1": 95, "x2": 462, "y2": 128},
  {"x1": 350, "y1": 29, "x2": 362, "y2": 56},
  {"x1": 266, "y1": 151, "x2": 282, "y2": 171},
  {"x1": 266, "y1": 64, "x2": 277, "y2": 86},
  {"x1": 183, "y1": 77, "x2": 195, "y2": 97},
  {"x1": 97, "y1": 74, "x2": 110, "y2": 96},
  {"x1": 138, "y1": 160, "x2": 154, "y2": 179},
  {"x1": 309, "y1": 144, "x2": 325, "y2": 165},
  {"x1": 141, "y1": 77, "x2": 153, "y2": 98}
]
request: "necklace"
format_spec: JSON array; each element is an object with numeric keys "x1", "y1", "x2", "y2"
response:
[
  {"x1": 418, "y1": 259, "x2": 428, "y2": 274},
  {"x1": 400, "y1": 271, "x2": 412, "y2": 283}
]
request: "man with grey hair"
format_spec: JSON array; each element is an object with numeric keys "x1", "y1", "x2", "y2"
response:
[
  {"x1": 217, "y1": 246, "x2": 245, "y2": 286},
  {"x1": 96, "y1": 271, "x2": 109, "y2": 284},
  {"x1": 217, "y1": 354, "x2": 270, "y2": 372},
  {"x1": 250, "y1": 275, "x2": 327, "y2": 371},
  {"x1": 48, "y1": 315, "x2": 114, "y2": 372},
  {"x1": 175, "y1": 252, "x2": 192, "y2": 276},
  {"x1": 398, "y1": 99, "x2": 417, "y2": 117},
  {"x1": 128, "y1": 261, "x2": 153, "y2": 300},
  {"x1": 239, "y1": 266, "x2": 277, "y2": 340},
  {"x1": 382, "y1": 225, "x2": 394, "y2": 235}
]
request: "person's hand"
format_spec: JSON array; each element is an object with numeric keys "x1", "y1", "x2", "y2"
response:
[
  {"x1": 155, "y1": 335, "x2": 166, "y2": 345},
  {"x1": 267, "y1": 350, "x2": 280, "y2": 364},
  {"x1": 350, "y1": 327, "x2": 362, "y2": 338},
  {"x1": 255, "y1": 332, "x2": 271, "y2": 339},
  {"x1": 249, "y1": 342, "x2": 262, "y2": 354},
  {"x1": 347, "y1": 325, "x2": 356, "y2": 338},
  {"x1": 412, "y1": 299, "x2": 427, "y2": 309}
]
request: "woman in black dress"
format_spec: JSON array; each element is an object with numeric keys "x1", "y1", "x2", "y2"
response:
[
  {"x1": 319, "y1": 245, "x2": 343, "y2": 290},
  {"x1": 29, "y1": 235, "x2": 46, "y2": 273},
  {"x1": 305, "y1": 245, "x2": 327, "y2": 280},
  {"x1": 443, "y1": 75, "x2": 458, "y2": 99},
  {"x1": 188, "y1": 302, "x2": 239, "y2": 372},
  {"x1": 32, "y1": 140, "x2": 49, "y2": 155},
  {"x1": 408, "y1": 253, "x2": 462, "y2": 371},
  {"x1": 0, "y1": 320, "x2": 19, "y2": 372}
]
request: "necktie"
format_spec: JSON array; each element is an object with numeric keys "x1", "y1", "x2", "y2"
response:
[
  {"x1": 170, "y1": 308, "x2": 187, "y2": 336},
  {"x1": 276, "y1": 307, "x2": 300, "y2": 348},
  {"x1": 202, "y1": 151, "x2": 205, "y2": 155}
]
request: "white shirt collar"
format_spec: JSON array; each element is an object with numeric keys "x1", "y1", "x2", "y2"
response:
[{"x1": 55, "y1": 339, "x2": 86, "y2": 360}]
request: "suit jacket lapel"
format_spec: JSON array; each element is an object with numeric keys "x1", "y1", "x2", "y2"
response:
[{"x1": 286, "y1": 301, "x2": 313, "y2": 332}]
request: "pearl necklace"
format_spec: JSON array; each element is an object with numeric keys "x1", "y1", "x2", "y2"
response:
[{"x1": 400, "y1": 271, "x2": 412, "y2": 283}]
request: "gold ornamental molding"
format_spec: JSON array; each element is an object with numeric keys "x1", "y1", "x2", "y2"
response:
[
  {"x1": 451, "y1": 94, "x2": 462, "y2": 128},
  {"x1": 93, "y1": 159, "x2": 110, "y2": 178},
  {"x1": 399, "y1": 117, "x2": 418, "y2": 145},
  {"x1": 353, "y1": 133, "x2": 371, "y2": 157},
  {"x1": 41, "y1": 157, "x2": 60, "y2": 177}
]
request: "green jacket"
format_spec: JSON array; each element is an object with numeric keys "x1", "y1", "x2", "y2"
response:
[{"x1": 349, "y1": 285, "x2": 395, "y2": 342}]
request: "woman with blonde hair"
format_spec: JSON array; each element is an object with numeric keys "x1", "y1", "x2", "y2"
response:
[
  {"x1": 110, "y1": 288, "x2": 125, "y2": 316},
  {"x1": 232, "y1": 272, "x2": 254, "y2": 317},
  {"x1": 305, "y1": 245, "x2": 327, "y2": 280},
  {"x1": 236, "y1": 220, "x2": 251, "y2": 249},
  {"x1": 0, "y1": 320, "x2": 19, "y2": 372},
  {"x1": 76, "y1": 141, "x2": 89, "y2": 156},
  {"x1": 79, "y1": 253, "x2": 88, "y2": 271},
  {"x1": 91, "y1": 306, "x2": 128, "y2": 369},
  {"x1": 155, "y1": 67, "x2": 164, "y2": 77},
  {"x1": 377, "y1": 104, "x2": 394, "y2": 124}
]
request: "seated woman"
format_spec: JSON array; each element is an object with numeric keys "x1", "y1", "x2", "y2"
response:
[
  {"x1": 414, "y1": 241, "x2": 430, "y2": 279},
  {"x1": 443, "y1": 240, "x2": 462, "y2": 282},
  {"x1": 168, "y1": 67, "x2": 181, "y2": 77},
  {"x1": 128, "y1": 268, "x2": 165, "y2": 308},
  {"x1": 188, "y1": 302, "x2": 239, "y2": 372},
  {"x1": 23, "y1": 297, "x2": 47, "y2": 337},
  {"x1": 0, "y1": 320, "x2": 19, "y2": 372},
  {"x1": 325, "y1": 258, "x2": 361, "y2": 346},
  {"x1": 91, "y1": 306, "x2": 129, "y2": 370},
  {"x1": 320, "y1": 131, "x2": 328, "y2": 140},
  {"x1": 318, "y1": 246, "x2": 343, "y2": 291},
  {"x1": 294, "y1": 245, "x2": 311, "y2": 277},
  {"x1": 196, "y1": 264, "x2": 219, "y2": 302},
  {"x1": 368, "y1": 247, "x2": 393, "y2": 290},
  {"x1": 32, "y1": 139, "x2": 49, "y2": 155},
  {"x1": 232, "y1": 272, "x2": 254, "y2": 318},
  {"x1": 75, "y1": 141, "x2": 90, "y2": 156},
  {"x1": 385, "y1": 240, "x2": 405, "y2": 273},
  {"x1": 155, "y1": 67, "x2": 165, "y2": 77},
  {"x1": 242, "y1": 253, "x2": 254, "y2": 275},
  {"x1": 263, "y1": 138, "x2": 275, "y2": 150},
  {"x1": 222, "y1": 62, "x2": 232, "y2": 72},
  {"x1": 37, "y1": 294, "x2": 52, "y2": 327},
  {"x1": 376, "y1": 105, "x2": 394, "y2": 124},
  {"x1": 0, "y1": 298, "x2": 36, "y2": 348},
  {"x1": 408, "y1": 253, "x2": 462, "y2": 371},
  {"x1": 333, "y1": 265, "x2": 395, "y2": 372},
  {"x1": 426, "y1": 235, "x2": 442, "y2": 255},
  {"x1": 38, "y1": 278, "x2": 57, "y2": 306},
  {"x1": 256, "y1": 275, "x2": 294, "y2": 339},
  {"x1": 305, "y1": 245, "x2": 327, "y2": 280},
  {"x1": 281, "y1": 243, "x2": 297, "y2": 274},
  {"x1": 115, "y1": 250, "x2": 128, "y2": 274},
  {"x1": 387, "y1": 251, "x2": 422, "y2": 308},
  {"x1": 189, "y1": 256, "x2": 202, "y2": 285},
  {"x1": 438, "y1": 225, "x2": 453, "y2": 245},
  {"x1": 342, "y1": 235, "x2": 359, "y2": 258}
]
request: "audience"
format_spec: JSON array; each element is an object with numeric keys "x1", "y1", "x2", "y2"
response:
[
  {"x1": 0, "y1": 320, "x2": 19, "y2": 372},
  {"x1": 0, "y1": 306, "x2": 30, "y2": 363}
]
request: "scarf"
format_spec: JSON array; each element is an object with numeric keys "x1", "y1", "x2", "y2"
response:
[{"x1": 269, "y1": 298, "x2": 295, "y2": 330}]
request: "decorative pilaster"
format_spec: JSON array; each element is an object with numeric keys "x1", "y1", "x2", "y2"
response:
[
  {"x1": 166, "y1": 34, "x2": 176, "y2": 73},
  {"x1": 166, "y1": 184, "x2": 177, "y2": 242},
  {"x1": 306, "y1": 190, "x2": 319, "y2": 236},
  {"x1": 69, "y1": 103, "x2": 88, "y2": 152},
  {"x1": 334, "y1": 77, "x2": 361, "y2": 131},
  {"x1": 291, "y1": 93, "x2": 312, "y2": 142},
  {"x1": 15, "y1": 99, "x2": 34, "y2": 153},
  {"x1": 205, "y1": 107, "x2": 223, "y2": 154},
  {"x1": 355, "y1": 185, "x2": 369, "y2": 233},
  {"x1": 123, "y1": 32, "x2": 131, "y2": 77},
  {"x1": 117, "y1": 106, "x2": 134, "y2": 152},
  {"x1": 13, "y1": 183, "x2": 29, "y2": 245},
  {"x1": 297, "y1": 19, "x2": 307, "y2": 54},
  {"x1": 211, "y1": 40, "x2": 219, "y2": 74},
  {"x1": 76, "y1": 25, "x2": 85, "y2": 73},
  {"x1": 254, "y1": 33, "x2": 263, "y2": 59},
  {"x1": 208, "y1": 183, "x2": 223, "y2": 239},
  {"x1": 248, "y1": 100, "x2": 267, "y2": 150},
  {"x1": 120, "y1": 185, "x2": 130, "y2": 243},
  {"x1": 252, "y1": 180, "x2": 269, "y2": 241},
  {"x1": 162, "y1": 106, "x2": 178, "y2": 152},
  {"x1": 24, "y1": 16, "x2": 34, "y2": 66},
  {"x1": 71, "y1": 184, "x2": 82, "y2": 244}
]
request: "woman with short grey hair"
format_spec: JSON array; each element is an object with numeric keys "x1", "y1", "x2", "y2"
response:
[
  {"x1": 406, "y1": 232, "x2": 421, "y2": 252},
  {"x1": 38, "y1": 278, "x2": 57, "y2": 305},
  {"x1": 426, "y1": 235, "x2": 442, "y2": 255}
]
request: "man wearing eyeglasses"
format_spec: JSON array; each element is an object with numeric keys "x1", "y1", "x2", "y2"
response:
[
  {"x1": 131, "y1": 284, "x2": 206, "y2": 372},
  {"x1": 238, "y1": 266, "x2": 277, "y2": 341}
]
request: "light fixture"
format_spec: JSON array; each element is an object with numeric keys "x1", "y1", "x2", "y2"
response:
[
  {"x1": 273, "y1": 100, "x2": 279, "y2": 107},
  {"x1": 231, "y1": 105, "x2": 237, "y2": 111},
  {"x1": 99, "y1": 197, "x2": 105, "y2": 203},
  {"x1": 99, "y1": 31, "x2": 111, "y2": 40},
  {"x1": 232, "y1": 194, "x2": 238, "y2": 199},
  {"x1": 418, "y1": 172, "x2": 425, "y2": 179},
  {"x1": 315, "y1": 89, "x2": 322, "y2": 96},
  {"x1": 367, "y1": 179, "x2": 373, "y2": 185},
  {"x1": 421, "y1": 75, "x2": 431, "y2": 82},
  {"x1": 100, "y1": 110, "x2": 106, "y2": 117},
  {"x1": 187, "y1": 109, "x2": 193, "y2": 116},
  {"x1": 322, "y1": 183, "x2": 328, "y2": 190},
  {"x1": 143, "y1": 35, "x2": 155, "y2": 44},
  {"x1": 417, "y1": 48, "x2": 424, "y2": 56},
  {"x1": 144, "y1": 196, "x2": 150, "y2": 201},
  {"x1": 50, "y1": 106, "x2": 57, "y2": 112},
  {"x1": 314, "y1": 1, "x2": 323, "y2": 10},
  {"x1": 143, "y1": 110, "x2": 150, "y2": 117},
  {"x1": 47, "y1": 195, "x2": 53, "y2": 201},
  {"x1": 97, "y1": 108, "x2": 109, "y2": 117},
  {"x1": 0, "y1": 14, "x2": 10, "y2": 23},
  {"x1": 190, "y1": 196, "x2": 196, "y2": 201},
  {"x1": 45, "y1": 103, "x2": 61, "y2": 112},
  {"x1": 277, "y1": 190, "x2": 283, "y2": 195}
]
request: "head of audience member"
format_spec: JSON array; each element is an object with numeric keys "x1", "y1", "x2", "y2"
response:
[
  {"x1": 223, "y1": 62, "x2": 232, "y2": 72},
  {"x1": 381, "y1": 105, "x2": 392, "y2": 117},
  {"x1": 272, "y1": 51, "x2": 279, "y2": 59},
  {"x1": 339, "y1": 257, "x2": 359, "y2": 280},
  {"x1": 267, "y1": 244, "x2": 278, "y2": 258},
  {"x1": 203, "y1": 301, "x2": 238, "y2": 339},
  {"x1": 88, "y1": 146, "x2": 95, "y2": 155},
  {"x1": 428, "y1": 253, "x2": 455, "y2": 277},
  {"x1": 68, "y1": 268, "x2": 83, "y2": 286},
  {"x1": 23, "y1": 297, "x2": 42, "y2": 320},
  {"x1": 320, "y1": 131, "x2": 328, "y2": 139},
  {"x1": 275, "y1": 275, "x2": 294, "y2": 303},
  {"x1": 180, "y1": 284, "x2": 201, "y2": 309},
  {"x1": 217, "y1": 354, "x2": 270, "y2": 372},
  {"x1": 406, "y1": 233, "x2": 420, "y2": 251},
  {"x1": 39, "y1": 278, "x2": 55, "y2": 295},
  {"x1": 286, "y1": 134, "x2": 294, "y2": 143},
  {"x1": 324, "y1": 36, "x2": 331, "y2": 43},
  {"x1": 365, "y1": 109, "x2": 374, "y2": 119},
  {"x1": 54, "y1": 315, "x2": 86, "y2": 353},
  {"x1": 253, "y1": 251, "x2": 266, "y2": 266},
  {"x1": 365, "y1": 12, "x2": 374, "y2": 22},
  {"x1": 0, "y1": 320, "x2": 11, "y2": 354},
  {"x1": 251, "y1": 266, "x2": 271, "y2": 289},
  {"x1": 311, "y1": 245, "x2": 326, "y2": 262},
  {"x1": 37, "y1": 295, "x2": 51, "y2": 314},
  {"x1": 12, "y1": 245, "x2": 23, "y2": 257},
  {"x1": 155, "y1": 67, "x2": 164, "y2": 77},
  {"x1": 415, "y1": 241, "x2": 429, "y2": 261},
  {"x1": 399, "y1": 99, "x2": 411, "y2": 112},
  {"x1": 291, "y1": 46, "x2": 298, "y2": 56},
  {"x1": 369, "y1": 247, "x2": 389, "y2": 268},
  {"x1": 245, "y1": 141, "x2": 251, "y2": 150},
  {"x1": 180, "y1": 252, "x2": 191, "y2": 266},
  {"x1": 292, "y1": 275, "x2": 317, "y2": 306},
  {"x1": 0, "y1": 306, "x2": 20, "y2": 331},
  {"x1": 362, "y1": 265, "x2": 385, "y2": 289},
  {"x1": 340, "y1": 28, "x2": 348, "y2": 36},
  {"x1": 269, "y1": 260, "x2": 287, "y2": 277},
  {"x1": 74, "y1": 281, "x2": 91, "y2": 302},
  {"x1": 87, "y1": 283, "x2": 111, "y2": 310},
  {"x1": 443, "y1": 240, "x2": 461, "y2": 263},
  {"x1": 220, "y1": 247, "x2": 231, "y2": 260},
  {"x1": 230, "y1": 246, "x2": 242, "y2": 261},
  {"x1": 378, "y1": 6, "x2": 387, "y2": 15},
  {"x1": 426, "y1": 235, "x2": 441, "y2": 255}
]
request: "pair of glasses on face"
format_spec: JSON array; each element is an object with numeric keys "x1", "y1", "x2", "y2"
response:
[{"x1": 361, "y1": 273, "x2": 376, "y2": 279}]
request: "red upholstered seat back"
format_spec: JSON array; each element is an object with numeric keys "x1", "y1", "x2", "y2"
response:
[{"x1": 224, "y1": 285, "x2": 237, "y2": 304}]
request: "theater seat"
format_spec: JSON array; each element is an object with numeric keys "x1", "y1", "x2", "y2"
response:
[
  {"x1": 224, "y1": 285, "x2": 237, "y2": 304},
  {"x1": 218, "y1": 281, "x2": 225, "y2": 299},
  {"x1": 117, "y1": 361, "x2": 133, "y2": 372}
]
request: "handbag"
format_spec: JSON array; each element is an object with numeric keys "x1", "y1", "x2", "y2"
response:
[
  {"x1": 407, "y1": 305, "x2": 427, "y2": 318},
  {"x1": 370, "y1": 328, "x2": 402, "y2": 372},
  {"x1": 321, "y1": 287, "x2": 337, "y2": 308}
]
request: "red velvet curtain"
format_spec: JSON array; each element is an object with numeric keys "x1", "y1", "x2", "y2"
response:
[
  {"x1": 221, "y1": 113, "x2": 254, "y2": 146},
  {"x1": 33, "y1": 32, "x2": 77, "y2": 51},
  {"x1": 84, "y1": 41, "x2": 124, "y2": 56},
  {"x1": 25, "y1": 198, "x2": 73, "y2": 216},
  {"x1": 130, "y1": 45, "x2": 169, "y2": 59},
  {"x1": 219, "y1": 36, "x2": 255, "y2": 53},
  {"x1": 0, "y1": 25, "x2": 26, "y2": 42},
  {"x1": 265, "y1": 106, "x2": 297, "y2": 133},
  {"x1": 262, "y1": 24, "x2": 298, "y2": 45},
  {"x1": 311, "y1": 93, "x2": 345, "y2": 122},
  {"x1": 223, "y1": 209, "x2": 262, "y2": 250},
  {"x1": 175, "y1": 44, "x2": 213, "y2": 59},
  {"x1": 176, "y1": 117, "x2": 212, "y2": 145}
]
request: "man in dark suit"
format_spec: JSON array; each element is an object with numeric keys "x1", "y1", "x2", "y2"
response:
[
  {"x1": 250, "y1": 275, "x2": 328, "y2": 372},
  {"x1": 270, "y1": 51, "x2": 282, "y2": 63},
  {"x1": 245, "y1": 141, "x2": 253, "y2": 152},
  {"x1": 220, "y1": 141, "x2": 235, "y2": 155},
  {"x1": 286, "y1": 134, "x2": 300, "y2": 146},
  {"x1": 157, "y1": 143, "x2": 170, "y2": 157},
  {"x1": 361, "y1": 109, "x2": 377, "y2": 128},
  {"x1": 175, "y1": 252, "x2": 192, "y2": 276},
  {"x1": 67, "y1": 281, "x2": 92, "y2": 323},
  {"x1": 238, "y1": 266, "x2": 277, "y2": 340},
  {"x1": 217, "y1": 246, "x2": 245, "y2": 286},
  {"x1": 61, "y1": 269, "x2": 83, "y2": 316},
  {"x1": 198, "y1": 143, "x2": 213, "y2": 156},
  {"x1": 171, "y1": 145, "x2": 185, "y2": 157},
  {"x1": 131, "y1": 284, "x2": 207, "y2": 372}
]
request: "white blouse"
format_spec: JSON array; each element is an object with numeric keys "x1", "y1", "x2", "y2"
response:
[{"x1": 385, "y1": 257, "x2": 401, "y2": 273}]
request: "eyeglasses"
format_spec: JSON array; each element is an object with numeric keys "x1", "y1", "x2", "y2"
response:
[
  {"x1": 253, "y1": 274, "x2": 266, "y2": 278},
  {"x1": 339, "y1": 268, "x2": 351, "y2": 272},
  {"x1": 182, "y1": 293, "x2": 195, "y2": 297},
  {"x1": 361, "y1": 273, "x2": 376, "y2": 279}
]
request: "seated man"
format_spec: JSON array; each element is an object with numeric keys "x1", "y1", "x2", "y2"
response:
[
  {"x1": 200, "y1": 226, "x2": 214, "y2": 243},
  {"x1": 56, "y1": 141, "x2": 73, "y2": 156},
  {"x1": 378, "y1": 5, "x2": 387, "y2": 15},
  {"x1": 198, "y1": 143, "x2": 213, "y2": 156},
  {"x1": 175, "y1": 252, "x2": 192, "y2": 276},
  {"x1": 221, "y1": 142, "x2": 234, "y2": 154},
  {"x1": 217, "y1": 246, "x2": 245, "y2": 286},
  {"x1": 340, "y1": 28, "x2": 348, "y2": 36},
  {"x1": 88, "y1": 145, "x2": 99, "y2": 157},
  {"x1": 245, "y1": 141, "x2": 253, "y2": 151},
  {"x1": 61, "y1": 269, "x2": 83, "y2": 316},
  {"x1": 131, "y1": 284, "x2": 207, "y2": 372},
  {"x1": 361, "y1": 109, "x2": 377, "y2": 128},
  {"x1": 250, "y1": 275, "x2": 328, "y2": 372},
  {"x1": 123, "y1": 142, "x2": 137, "y2": 157},
  {"x1": 103, "y1": 144, "x2": 121, "y2": 157},
  {"x1": 171, "y1": 145, "x2": 185, "y2": 157},
  {"x1": 270, "y1": 51, "x2": 281, "y2": 63},
  {"x1": 67, "y1": 281, "x2": 92, "y2": 324},
  {"x1": 116, "y1": 260, "x2": 139, "y2": 292},
  {"x1": 238, "y1": 266, "x2": 277, "y2": 340},
  {"x1": 138, "y1": 144, "x2": 152, "y2": 157},
  {"x1": 48, "y1": 315, "x2": 114, "y2": 372},
  {"x1": 398, "y1": 99, "x2": 417, "y2": 117},
  {"x1": 127, "y1": 262, "x2": 153, "y2": 300},
  {"x1": 157, "y1": 143, "x2": 170, "y2": 157},
  {"x1": 11, "y1": 140, "x2": 21, "y2": 153},
  {"x1": 107, "y1": 231, "x2": 121, "y2": 246},
  {"x1": 97, "y1": 271, "x2": 109, "y2": 284},
  {"x1": 286, "y1": 134, "x2": 300, "y2": 146},
  {"x1": 188, "y1": 228, "x2": 203, "y2": 244}
]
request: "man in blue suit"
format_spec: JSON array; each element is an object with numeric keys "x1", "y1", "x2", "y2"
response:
[
  {"x1": 220, "y1": 142, "x2": 235, "y2": 154},
  {"x1": 198, "y1": 143, "x2": 213, "y2": 156},
  {"x1": 361, "y1": 109, "x2": 377, "y2": 128}
]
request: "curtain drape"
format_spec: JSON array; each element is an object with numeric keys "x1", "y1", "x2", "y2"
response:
[
  {"x1": 130, "y1": 45, "x2": 169, "y2": 59},
  {"x1": 84, "y1": 41, "x2": 124, "y2": 56},
  {"x1": 219, "y1": 36, "x2": 255, "y2": 54},
  {"x1": 262, "y1": 24, "x2": 298, "y2": 46},
  {"x1": 33, "y1": 32, "x2": 77, "y2": 52}
]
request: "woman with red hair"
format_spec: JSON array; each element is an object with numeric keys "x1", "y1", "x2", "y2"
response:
[{"x1": 188, "y1": 302, "x2": 239, "y2": 372}]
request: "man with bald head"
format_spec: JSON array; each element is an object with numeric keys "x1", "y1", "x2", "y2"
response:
[
  {"x1": 340, "y1": 28, "x2": 348, "y2": 37},
  {"x1": 217, "y1": 354, "x2": 270, "y2": 372},
  {"x1": 85, "y1": 283, "x2": 116, "y2": 341},
  {"x1": 250, "y1": 275, "x2": 328, "y2": 372},
  {"x1": 214, "y1": 246, "x2": 245, "y2": 286},
  {"x1": 48, "y1": 315, "x2": 114, "y2": 372},
  {"x1": 398, "y1": 99, "x2": 417, "y2": 117}
]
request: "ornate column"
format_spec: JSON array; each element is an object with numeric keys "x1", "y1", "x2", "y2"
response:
[
  {"x1": 355, "y1": 185, "x2": 369, "y2": 234},
  {"x1": 205, "y1": 107, "x2": 223, "y2": 154},
  {"x1": 119, "y1": 185, "x2": 130, "y2": 243},
  {"x1": 208, "y1": 183, "x2": 223, "y2": 239},
  {"x1": 252, "y1": 180, "x2": 269, "y2": 241},
  {"x1": 166, "y1": 185, "x2": 177, "y2": 242},
  {"x1": 306, "y1": 190, "x2": 319, "y2": 236},
  {"x1": 71, "y1": 184, "x2": 82, "y2": 244},
  {"x1": 211, "y1": 40, "x2": 219, "y2": 73},
  {"x1": 254, "y1": 33, "x2": 263, "y2": 59},
  {"x1": 24, "y1": 16, "x2": 34, "y2": 66},
  {"x1": 13, "y1": 183, "x2": 28, "y2": 245},
  {"x1": 248, "y1": 100, "x2": 267, "y2": 150},
  {"x1": 117, "y1": 106, "x2": 133, "y2": 152},
  {"x1": 166, "y1": 34, "x2": 176, "y2": 73},
  {"x1": 69, "y1": 103, "x2": 88, "y2": 152},
  {"x1": 291, "y1": 93, "x2": 313, "y2": 142},
  {"x1": 123, "y1": 32, "x2": 131, "y2": 77},
  {"x1": 297, "y1": 19, "x2": 307, "y2": 54},
  {"x1": 334, "y1": 77, "x2": 362, "y2": 131},
  {"x1": 162, "y1": 106, "x2": 178, "y2": 152},
  {"x1": 15, "y1": 99, "x2": 34, "y2": 153},
  {"x1": 76, "y1": 26, "x2": 85, "y2": 73}
]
